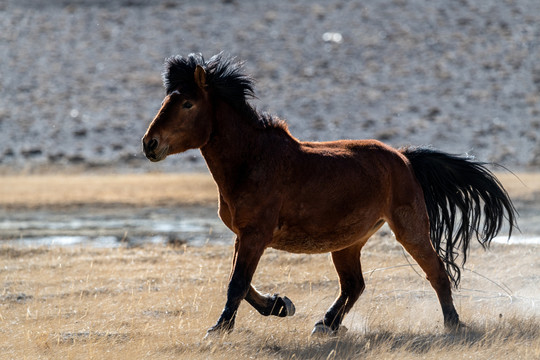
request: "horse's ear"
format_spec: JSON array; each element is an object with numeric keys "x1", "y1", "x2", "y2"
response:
[{"x1": 194, "y1": 65, "x2": 207, "y2": 91}]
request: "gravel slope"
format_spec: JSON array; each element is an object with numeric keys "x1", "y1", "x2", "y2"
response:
[{"x1": 1, "y1": 0, "x2": 539, "y2": 172}]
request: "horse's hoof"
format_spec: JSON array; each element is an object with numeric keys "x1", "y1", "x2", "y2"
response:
[
  {"x1": 269, "y1": 295, "x2": 296, "y2": 317},
  {"x1": 311, "y1": 323, "x2": 348, "y2": 337},
  {"x1": 311, "y1": 323, "x2": 334, "y2": 337},
  {"x1": 204, "y1": 327, "x2": 228, "y2": 340},
  {"x1": 281, "y1": 296, "x2": 296, "y2": 317},
  {"x1": 204, "y1": 322, "x2": 234, "y2": 340},
  {"x1": 203, "y1": 330, "x2": 217, "y2": 341},
  {"x1": 443, "y1": 311, "x2": 463, "y2": 331},
  {"x1": 445, "y1": 320, "x2": 466, "y2": 332}
]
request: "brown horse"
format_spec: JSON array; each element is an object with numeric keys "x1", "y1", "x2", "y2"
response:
[{"x1": 142, "y1": 53, "x2": 517, "y2": 336}]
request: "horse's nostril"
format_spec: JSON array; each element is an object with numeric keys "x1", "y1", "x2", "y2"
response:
[{"x1": 148, "y1": 138, "x2": 158, "y2": 151}]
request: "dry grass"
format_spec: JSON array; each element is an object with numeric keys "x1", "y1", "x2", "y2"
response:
[
  {"x1": 496, "y1": 172, "x2": 540, "y2": 202},
  {"x1": 0, "y1": 173, "x2": 217, "y2": 209},
  {"x1": 1, "y1": 171, "x2": 539, "y2": 209},
  {"x1": 1, "y1": 172, "x2": 539, "y2": 358},
  {"x1": 1, "y1": 238, "x2": 538, "y2": 359}
]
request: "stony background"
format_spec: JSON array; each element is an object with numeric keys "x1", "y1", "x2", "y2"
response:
[{"x1": 1, "y1": 0, "x2": 540, "y2": 173}]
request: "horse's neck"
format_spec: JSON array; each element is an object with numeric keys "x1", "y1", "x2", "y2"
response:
[{"x1": 200, "y1": 102, "x2": 263, "y2": 194}]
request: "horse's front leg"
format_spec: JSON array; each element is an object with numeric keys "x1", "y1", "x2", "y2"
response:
[{"x1": 206, "y1": 228, "x2": 268, "y2": 336}]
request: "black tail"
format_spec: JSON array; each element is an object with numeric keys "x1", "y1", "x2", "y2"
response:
[{"x1": 401, "y1": 147, "x2": 518, "y2": 287}]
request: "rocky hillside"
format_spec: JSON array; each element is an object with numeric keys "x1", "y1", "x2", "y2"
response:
[{"x1": 1, "y1": 0, "x2": 539, "y2": 173}]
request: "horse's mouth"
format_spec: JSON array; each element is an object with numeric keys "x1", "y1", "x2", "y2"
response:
[{"x1": 145, "y1": 145, "x2": 169, "y2": 162}]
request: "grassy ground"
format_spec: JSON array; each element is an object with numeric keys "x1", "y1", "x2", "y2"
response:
[
  {"x1": 0, "y1": 172, "x2": 539, "y2": 359},
  {"x1": 0, "y1": 173, "x2": 217, "y2": 209},
  {"x1": 1, "y1": 240, "x2": 538, "y2": 359}
]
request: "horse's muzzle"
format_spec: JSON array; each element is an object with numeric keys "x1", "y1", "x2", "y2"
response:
[{"x1": 142, "y1": 137, "x2": 165, "y2": 162}]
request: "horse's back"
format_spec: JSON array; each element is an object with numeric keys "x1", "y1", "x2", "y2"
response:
[{"x1": 295, "y1": 139, "x2": 413, "y2": 191}]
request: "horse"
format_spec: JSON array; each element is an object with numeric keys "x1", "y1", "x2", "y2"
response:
[{"x1": 142, "y1": 53, "x2": 517, "y2": 336}]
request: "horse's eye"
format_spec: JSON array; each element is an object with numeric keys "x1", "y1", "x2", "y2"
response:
[{"x1": 183, "y1": 101, "x2": 193, "y2": 109}]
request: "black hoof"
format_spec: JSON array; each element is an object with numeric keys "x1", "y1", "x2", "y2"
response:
[
  {"x1": 204, "y1": 320, "x2": 234, "y2": 339},
  {"x1": 272, "y1": 295, "x2": 296, "y2": 317}
]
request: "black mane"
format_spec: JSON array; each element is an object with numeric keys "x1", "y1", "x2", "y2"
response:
[{"x1": 163, "y1": 53, "x2": 285, "y2": 131}]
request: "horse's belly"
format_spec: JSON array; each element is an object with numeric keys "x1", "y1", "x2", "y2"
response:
[{"x1": 269, "y1": 221, "x2": 377, "y2": 254}]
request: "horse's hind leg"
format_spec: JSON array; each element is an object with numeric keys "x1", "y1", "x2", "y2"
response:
[
  {"x1": 312, "y1": 243, "x2": 365, "y2": 335},
  {"x1": 245, "y1": 285, "x2": 295, "y2": 317},
  {"x1": 388, "y1": 206, "x2": 460, "y2": 329}
]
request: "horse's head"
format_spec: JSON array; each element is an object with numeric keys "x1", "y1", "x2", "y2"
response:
[{"x1": 142, "y1": 63, "x2": 212, "y2": 162}]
